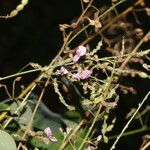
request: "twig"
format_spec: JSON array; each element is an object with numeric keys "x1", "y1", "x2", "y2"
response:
[
  {"x1": 141, "y1": 141, "x2": 150, "y2": 150},
  {"x1": 59, "y1": 119, "x2": 85, "y2": 150},
  {"x1": 0, "y1": 68, "x2": 41, "y2": 81},
  {"x1": 78, "y1": 67, "x2": 116, "y2": 150},
  {"x1": 66, "y1": 0, "x2": 127, "y2": 47},
  {"x1": 109, "y1": 127, "x2": 150, "y2": 140},
  {"x1": 110, "y1": 91, "x2": 150, "y2": 150},
  {"x1": 79, "y1": 0, "x2": 144, "y2": 46},
  {"x1": 120, "y1": 31, "x2": 150, "y2": 70},
  {"x1": 76, "y1": 0, "x2": 94, "y2": 26},
  {"x1": 17, "y1": 78, "x2": 49, "y2": 150}
]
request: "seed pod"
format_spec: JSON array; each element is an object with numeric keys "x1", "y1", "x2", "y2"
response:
[
  {"x1": 10, "y1": 10, "x2": 18, "y2": 17},
  {"x1": 16, "y1": 4, "x2": 24, "y2": 11},
  {"x1": 22, "y1": 0, "x2": 28, "y2": 6}
]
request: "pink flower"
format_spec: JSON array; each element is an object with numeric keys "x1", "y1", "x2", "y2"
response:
[
  {"x1": 76, "y1": 46, "x2": 87, "y2": 56},
  {"x1": 80, "y1": 70, "x2": 92, "y2": 79},
  {"x1": 73, "y1": 54, "x2": 80, "y2": 63},
  {"x1": 72, "y1": 69, "x2": 92, "y2": 80},
  {"x1": 58, "y1": 67, "x2": 68, "y2": 75},
  {"x1": 72, "y1": 73, "x2": 81, "y2": 79},
  {"x1": 73, "y1": 46, "x2": 87, "y2": 63},
  {"x1": 44, "y1": 127, "x2": 58, "y2": 142}
]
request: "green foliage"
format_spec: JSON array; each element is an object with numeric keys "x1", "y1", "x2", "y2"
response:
[{"x1": 0, "y1": 130, "x2": 17, "y2": 150}]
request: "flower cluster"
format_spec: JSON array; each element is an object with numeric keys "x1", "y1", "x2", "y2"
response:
[
  {"x1": 72, "y1": 69, "x2": 92, "y2": 80},
  {"x1": 56, "y1": 45, "x2": 92, "y2": 79},
  {"x1": 57, "y1": 67, "x2": 92, "y2": 80}
]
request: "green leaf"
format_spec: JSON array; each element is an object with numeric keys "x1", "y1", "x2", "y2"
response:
[
  {"x1": 33, "y1": 113, "x2": 62, "y2": 132},
  {"x1": 18, "y1": 105, "x2": 32, "y2": 126},
  {"x1": 30, "y1": 132, "x2": 63, "y2": 150},
  {"x1": 0, "y1": 103, "x2": 9, "y2": 112},
  {"x1": 0, "y1": 130, "x2": 17, "y2": 150}
]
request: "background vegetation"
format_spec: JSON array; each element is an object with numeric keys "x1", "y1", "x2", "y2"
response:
[{"x1": 0, "y1": 0, "x2": 150, "y2": 149}]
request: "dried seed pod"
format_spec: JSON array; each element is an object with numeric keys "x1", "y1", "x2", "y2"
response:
[
  {"x1": 0, "y1": 0, "x2": 29, "y2": 19},
  {"x1": 22, "y1": 0, "x2": 29, "y2": 6},
  {"x1": 16, "y1": 5, "x2": 24, "y2": 11},
  {"x1": 10, "y1": 10, "x2": 18, "y2": 17}
]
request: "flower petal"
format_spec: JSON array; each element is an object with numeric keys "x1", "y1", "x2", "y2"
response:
[
  {"x1": 58, "y1": 67, "x2": 68, "y2": 75},
  {"x1": 73, "y1": 54, "x2": 80, "y2": 63},
  {"x1": 72, "y1": 73, "x2": 81, "y2": 79},
  {"x1": 44, "y1": 127, "x2": 52, "y2": 137},
  {"x1": 49, "y1": 136, "x2": 58, "y2": 142},
  {"x1": 80, "y1": 70, "x2": 92, "y2": 79},
  {"x1": 76, "y1": 46, "x2": 87, "y2": 56}
]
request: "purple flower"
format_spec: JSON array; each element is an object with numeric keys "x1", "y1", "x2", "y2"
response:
[
  {"x1": 76, "y1": 46, "x2": 87, "y2": 56},
  {"x1": 44, "y1": 127, "x2": 58, "y2": 142},
  {"x1": 73, "y1": 46, "x2": 87, "y2": 63},
  {"x1": 80, "y1": 70, "x2": 92, "y2": 79},
  {"x1": 58, "y1": 67, "x2": 68, "y2": 75},
  {"x1": 72, "y1": 73, "x2": 81, "y2": 79}
]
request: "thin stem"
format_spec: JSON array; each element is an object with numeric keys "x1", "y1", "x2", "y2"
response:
[
  {"x1": 59, "y1": 119, "x2": 85, "y2": 150},
  {"x1": 49, "y1": 32, "x2": 72, "y2": 66},
  {"x1": 78, "y1": 69, "x2": 115, "y2": 150},
  {"x1": 2, "y1": 80, "x2": 37, "y2": 129},
  {"x1": 17, "y1": 79, "x2": 49, "y2": 150},
  {"x1": 120, "y1": 31, "x2": 150, "y2": 70},
  {"x1": 76, "y1": 0, "x2": 93, "y2": 25},
  {"x1": 110, "y1": 91, "x2": 150, "y2": 150},
  {"x1": 67, "y1": 0, "x2": 127, "y2": 47},
  {"x1": 141, "y1": 141, "x2": 150, "y2": 150},
  {"x1": 79, "y1": 0, "x2": 143, "y2": 46},
  {"x1": 109, "y1": 127, "x2": 150, "y2": 140},
  {"x1": 2, "y1": 26, "x2": 73, "y2": 129},
  {"x1": 2, "y1": 72, "x2": 45, "y2": 129},
  {"x1": 0, "y1": 68, "x2": 41, "y2": 81},
  {"x1": 78, "y1": 105, "x2": 102, "y2": 150}
]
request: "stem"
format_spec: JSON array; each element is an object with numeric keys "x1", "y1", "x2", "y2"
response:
[
  {"x1": 78, "y1": 69, "x2": 115, "y2": 150},
  {"x1": 0, "y1": 68, "x2": 41, "y2": 81},
  {"x1": 109, "y1": 127, "x2": 150, "y2": 140},
  {"x1": 67, "y1": 0, "x2": 127, "y2": 47},
  {"x1": 79, "y1": 0, "x2": 143, "y2": 46},
  {"x1": 78, "y1": 105, "x2": 102, "y2": 150},
  {"x1": 76, "y1": 0, "x2": 93, "y2": 25},
  {"x1": 141, "y1": 141, "x2": 150, "y2": 150},
  {"x1": 59, "y1": 119, "x2": 85, "y2": 150},
  {"x1": 110, "y1": 91, "x2": 150, "y2": 150},
  {"x1": 17, "y1": 79, "x2": 49, "y2": 150},
  {"x1": 1, "y1": 29, "x2": 73, "y2": 129},
  {"x1": 120, "y1": 31, "x2": 150, "y2": 70}
]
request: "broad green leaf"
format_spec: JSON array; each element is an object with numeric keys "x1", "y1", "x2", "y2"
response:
[
  {"x1": 30, "y1": 132, "x2": 63, "y2": 150},
  {"x1": 0, "y1": 130, "x2": 17, "y2": 150},
  {"x1": 18, "y1": 105, "x2": 32, "y2": 126}
]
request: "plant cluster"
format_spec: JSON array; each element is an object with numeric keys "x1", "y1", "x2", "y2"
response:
[{"x1": 0, "y1": 0, "x2": 150, "y2": 150}]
